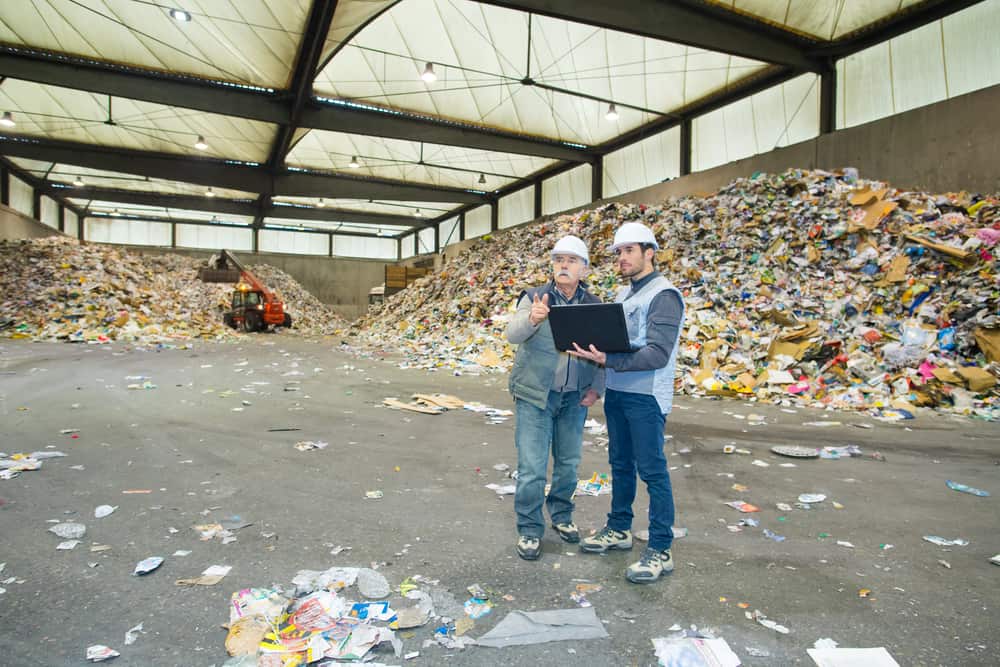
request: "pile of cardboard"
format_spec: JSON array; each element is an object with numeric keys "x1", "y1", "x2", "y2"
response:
[{"x1": 354, "y1": 169, "x2": 999, "y2": 418}]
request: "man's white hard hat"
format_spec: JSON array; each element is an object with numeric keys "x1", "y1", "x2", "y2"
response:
[
  {"x1": 610, "y1": 222, "x2": 659, "y2": 251},
  {"x1": 551, "y1": 235, "x2": 589, "y2": 265}
]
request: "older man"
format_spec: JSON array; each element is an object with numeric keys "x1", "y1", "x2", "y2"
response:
[
  {"x1": 506, "y1": 235, "x2": 605, "y2": 561},
  {"x1": 570, "y1": 222, "x2": 685, "y2": 584}
]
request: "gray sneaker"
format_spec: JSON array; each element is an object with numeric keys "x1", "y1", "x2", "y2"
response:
[
  {"x1": 552, "y1": 521, "x2": 580, "y2": 543},
  {"x1": 579, "y1": 526, "x2": 632, "y2": 553},
  {"x1": 626, "y1": 547, "x2": 674, "y2": 583},
  {"x1": 516, "y1": 535, "x2": 541, "y2": 560}
]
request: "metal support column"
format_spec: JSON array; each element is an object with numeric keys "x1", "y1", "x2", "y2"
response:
[
  {"x1": 433, "y1": 224, "x2": 440, "y2": 254},
  {"x1": 32, "y1": 189, "x2": 42, "y2": 221},
  {"x1": 490, "y1": 200, "x2": 499, "y2": 232},
  {"x1": 0, "y1": 166, "x2": 8, "y2": 206},
  {"x1": 591, "y1": 157, "x2": 603, "y2": 202},
  {"x1": 459, "y1": 212, "x2": 466, "y2": 241},
  {"x1": 171, "y1": 222, "x2": 177, "y2": 248},
  {"x1": 328, "y1": 233, "x2": 334, "y2": 257},
  {"x1": 679, "y1": 119, "x2": 692, "y2": 176},
  {"x1": 396, "y1": 238, "x2": 402, "y2": 261},
  {"x1": 533, "y1": 181, "x2": 543, "y2": 219},
  {"x1": 820, "y1": 65, "x2": 837, "y2": 135},
  {"x1": 58, "y1": 204, "x2": 65, "y2": 233},
  {"x1": 413, "y1": 231, "x2": 419, "y2": 257},
  {"x1": 252, "y1": 227, "x2": 259, "y2": 253}
]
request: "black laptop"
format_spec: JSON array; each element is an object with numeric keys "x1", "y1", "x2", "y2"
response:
[{"x1": 547, "y1": 303, "x2": 632, "y2": 353}]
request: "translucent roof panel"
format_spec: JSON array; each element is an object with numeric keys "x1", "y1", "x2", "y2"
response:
[
  {"x1": 0, "y1": 0, "x2": 311, "y2": 88},
  {"x1": 0, "y1": 79, "x2": 276, "y2": 162},
  {"x1": 702, "y1": 0, "x2": 926, "y2": 41},
  {"x1": 323, "y1": 0, "x2": 397, "y2": 63},
  {"x1": 70, "y1": 199, "x2": 253, "y2": 225},
  {"x1": 286, "y1": 129, "x2": 553, "y2": 190},
  {"x1": 313, "y1": 0, "x2": 768, "y2": 146},
  {"x1": 9, "y1": 159, "x2": 256, "y2": 198}
]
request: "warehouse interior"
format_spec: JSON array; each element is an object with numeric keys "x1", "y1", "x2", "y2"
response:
[{"x1": 1, "y1": 1, "x2": 999, "y2": 665}]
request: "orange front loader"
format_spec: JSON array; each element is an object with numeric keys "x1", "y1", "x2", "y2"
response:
[{"x1": 200, "y1": 250, "x2": 292, "y2": 332}]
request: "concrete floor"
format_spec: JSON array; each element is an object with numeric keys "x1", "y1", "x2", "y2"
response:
[{"x1": 0, "y1": 336, "x2": 997, "y2": 666}]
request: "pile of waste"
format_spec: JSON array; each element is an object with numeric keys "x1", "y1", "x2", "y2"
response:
[
  {"x1": 218, "y1": 566, "x2": 474, "y2": 665},
  {"x1": 249, "y1": 263, "x2": 347, "y2": 335},
  {"x1": 0, "y1": 237, "x2": 343, "y2": 343},
  {"x1": 353, "y1": 169, "x2": 1000, "y2": 419}
]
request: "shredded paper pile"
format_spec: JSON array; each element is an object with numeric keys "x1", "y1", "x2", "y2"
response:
[
  {"x1": 354, "y1": 169, "x2": 1000, "y2": 419},
  {"x1": 0, "y1": 237, "x2": 344, "y2": 343}
]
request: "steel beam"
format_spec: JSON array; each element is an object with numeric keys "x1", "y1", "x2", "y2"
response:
[
  {"x1": 300, "y1": 102, "x2": 591, "y2": 161},
  {"x1": 478, "y1": 0, "x2": 819, "y2": 71},
  {"x1": 0, "y1": 47, "x2": 287, "y2": 124},
  {"x1": 0, "y1": 135, "x2": 486, "y2": 203},
  {"x1": 46, "y1": 185, "x2": 428, "y2": 227}
]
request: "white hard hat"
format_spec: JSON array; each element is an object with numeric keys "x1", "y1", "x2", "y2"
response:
[
  {"x1": 611, "y1": 222, "x2": 659, "y2": 251},
  {"x1": 551, "y1": 235, "x2": 589, "y2": 265}
]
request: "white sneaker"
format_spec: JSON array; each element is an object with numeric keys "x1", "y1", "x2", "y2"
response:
[{"x1": 579, "y1": 526, "x2": 632, "y2": 553}]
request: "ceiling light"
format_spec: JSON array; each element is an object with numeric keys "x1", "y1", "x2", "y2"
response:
[
  {"x1": 605, "y1": 103, "x2": 619, "y2": 121},
  {"x1": 421, "y1": 62, "x2": 437, "y2": 83},
  {"x1": 414, "y1": 209, "x2": 423, "y2": 218},
  {"x1": 73, "y1": 176, "x2": 85, "y2": 187},
  {"x1": 0, "y1": 111, "x2": 14, "y2": 128},
  {"x1": 376, "y1": 227, "x2": 383, "y2": 237},
  {"x1": 349, "y1": 156, "x2": 360, "y2": 169},
  {"x1": 194, "y1": 135, "x2": 208, "y2": 150},
  {"x1": 478, "y1": 173, "x2": 486, "y2": 185},
  {"x1": 169, "y1": 8, "x2": 192, "y2": 22},
  {"x1": 317, "y1": 198, "x2": 326, "y2": 208},
  {"x1": 111, "y1": 208, "x2": 121, "y2": 217}
]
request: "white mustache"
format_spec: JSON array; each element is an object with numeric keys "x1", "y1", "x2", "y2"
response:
[{"x1": 556, "y1": 270, "x2": 573, "y2": 278}]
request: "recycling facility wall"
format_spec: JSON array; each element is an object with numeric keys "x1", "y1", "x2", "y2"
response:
[{"x1": 0, "y1": 204, "x2": 62, "y2": 241}]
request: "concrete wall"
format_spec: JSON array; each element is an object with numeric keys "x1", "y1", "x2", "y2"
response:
[
  {"x1": 116, "y1": 245, "x2": 387, "y2": 320},
  {"x1": 0, "y1": 204, "x2": 63, "y2": 241}
]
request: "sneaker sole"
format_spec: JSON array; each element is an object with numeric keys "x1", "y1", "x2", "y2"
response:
[
  {"x1": 516, "y1": 547, "x2": 541, "y2": 561},
  {"x1": 579, "y1": 541, "x2": 632, "y2": 554},
  {"x1": 552, "y1": 527, "x2": 580, "y2": 544},
  {"x1": 626, "y1": 568, "x2": 672, "y2": 583}
]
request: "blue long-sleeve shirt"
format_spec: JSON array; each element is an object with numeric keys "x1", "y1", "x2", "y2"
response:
[{"x1": 605, "y1": 271, "x2": 683, "y2": 372}]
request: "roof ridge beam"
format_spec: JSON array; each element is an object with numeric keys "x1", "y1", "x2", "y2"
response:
[{"x1": 478, "y1": 0, "x2": 820, "y2": 72}]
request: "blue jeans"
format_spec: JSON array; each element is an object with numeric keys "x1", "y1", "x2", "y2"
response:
[
  {"x1": 514, "y1": 390, "x2": 587, "y2": 538},
  {"x1": 604, "y1": 389, "x2": 675, "y2": 551}
]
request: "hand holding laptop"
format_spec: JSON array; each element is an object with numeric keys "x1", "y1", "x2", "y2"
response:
[{"x1": 568, "y1": 343, "x2": 607, "y2": 366}]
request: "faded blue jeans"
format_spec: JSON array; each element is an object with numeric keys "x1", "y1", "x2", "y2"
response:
[
  {"x1": 514, "y1": 390, "x2": 587, "y2": 538},
  {"x1": 604, "y1": 388, "x2": 675, "y2": 552}
]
